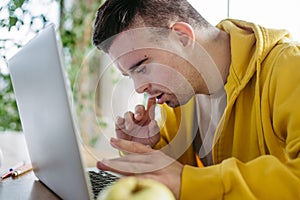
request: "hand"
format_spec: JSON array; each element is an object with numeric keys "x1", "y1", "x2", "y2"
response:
[
  {"x1": 97, "y1": 138, "x2": 183, "y2": 200},
  {"x1": 115, "y1": 97, "x2": 160, "y2": 147}
]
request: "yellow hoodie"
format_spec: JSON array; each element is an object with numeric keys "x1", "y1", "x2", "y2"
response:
[{"x1": 156, "y1": 19, "x2": 300, "y2": 199}]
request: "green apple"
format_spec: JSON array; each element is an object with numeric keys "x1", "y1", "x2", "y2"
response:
[{"x1": 98, "y1": 176, "x2": 175, "y2": 200}]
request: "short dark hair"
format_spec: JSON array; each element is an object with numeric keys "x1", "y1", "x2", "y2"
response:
[{"x1": 92, "y1": 0, "x2": 209, "y2": 52}]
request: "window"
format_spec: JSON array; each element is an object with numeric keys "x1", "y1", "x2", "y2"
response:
[{"x1": 189, "y1": 0, "x2": 300, "y2": 40}]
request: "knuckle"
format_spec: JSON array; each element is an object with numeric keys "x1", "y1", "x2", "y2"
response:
[
  {"x1": 116, "y1": 116, "x2": 124, "y2": 124},
  {"x1": 124, "y1": 113, "x2": 135, "y2": 124},
  {"x1": 135, "y1": 104, "x2": 145, "y2": 110},
  {"x1": 124, "y1": 111, "x2": 134, "y2": 118}
]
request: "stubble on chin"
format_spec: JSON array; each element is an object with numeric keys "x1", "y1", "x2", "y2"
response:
[{"x1": 165, "y1": 99, "x2": 180, "y2": 108}]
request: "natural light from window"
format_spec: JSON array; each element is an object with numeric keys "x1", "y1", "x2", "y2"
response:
[{"x1": 189, "y1": 0, "x2": 300, "y2": 41}]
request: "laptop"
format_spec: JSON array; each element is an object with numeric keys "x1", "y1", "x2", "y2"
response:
[{"x1": 8, "y1": 24, "x2": 119, "y2": 200}]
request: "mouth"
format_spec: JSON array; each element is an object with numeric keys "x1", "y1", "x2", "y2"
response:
[
  {"x1": 156, "y1": 93, "x2": 163, "y2": 100},
  {"x1": 148, "y1": 93, "x2": 168, "y2": 104},
  {"x1": 156, "y1": 93, "x2": 164, "y2": 104}
]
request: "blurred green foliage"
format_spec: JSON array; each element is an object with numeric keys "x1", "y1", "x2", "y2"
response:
[
  {"x1": 0, "y1": 0, "x2": 103, "y2": 131},
  {"x1": 0, "y1": 0, "x2": 36, "y2": 131},
  {"x1": 0, "y1": 72, "x2": 21, "y2": 131},
  {"x1": 59, "y1": 0, "x2": 101, "y2": 88}
]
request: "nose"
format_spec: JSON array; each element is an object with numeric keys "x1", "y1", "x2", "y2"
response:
[{"x1": 134, "y1": 82, "x2": 151, "y2": 94}]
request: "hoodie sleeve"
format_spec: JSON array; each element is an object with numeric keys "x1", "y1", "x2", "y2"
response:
[
  {"x1": 181, "y1": 156, "x2": 300, "y2": 199},
  {"x1": 181, "y1": 44, "x2": 300, "y2": 200},
  {"x1": 180, "y1": 42, "x2": 300, "y2": 200}
]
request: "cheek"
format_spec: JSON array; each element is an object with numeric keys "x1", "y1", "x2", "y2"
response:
[
  {"x1": 150, "y1": 74, "x2": 184, "y2": 93},
  {"x1": 141, "y1": 64, "x2": 192, "y2": 91},
  {"x1": 149, "y1": 72, "x2": 172, "y2": 86}
]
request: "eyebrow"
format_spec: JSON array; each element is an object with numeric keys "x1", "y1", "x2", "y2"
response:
[
  {"x1": 129, "y1": 58, "x2": 149, "y2": 73},
  {"x1": 121, "y1": 58, "x2": 149, "y2": 76}
]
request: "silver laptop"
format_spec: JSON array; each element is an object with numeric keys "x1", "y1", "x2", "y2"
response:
[{"x1": 8, "y1": 24, "x2": 118, "y2": 200}]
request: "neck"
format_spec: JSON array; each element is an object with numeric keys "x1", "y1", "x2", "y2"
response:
[
  {"x1": 201, "y1": 27, "x2": 231, "y2": 83},
  {"x1": 194, "y1": 27, "x2": 231, "y2": 94}
]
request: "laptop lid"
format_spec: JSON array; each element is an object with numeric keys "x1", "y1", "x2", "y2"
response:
[{"x1": 8, "y1": 24, "x2": 93, "y2": 200}]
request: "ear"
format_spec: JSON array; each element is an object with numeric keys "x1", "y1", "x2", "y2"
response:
[{"x1": 170, "y1": 22, "x2": 195, "y2": 47}]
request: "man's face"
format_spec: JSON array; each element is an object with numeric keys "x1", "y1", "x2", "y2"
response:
[{"x1": 108, "y1": 28, "x2": 199, "y2": 108}]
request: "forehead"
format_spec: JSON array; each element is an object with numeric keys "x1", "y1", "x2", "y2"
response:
[
  {"x1": 109, "y1": 28, "x2": 159, "y2": 54},
  {"x1": 108, "y1": 28, "x2": 166, "y2": 70}
]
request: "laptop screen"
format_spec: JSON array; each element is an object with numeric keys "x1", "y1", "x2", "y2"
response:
[{"x1": 8, "y1": 24, "x2": 93, "y2": 200}]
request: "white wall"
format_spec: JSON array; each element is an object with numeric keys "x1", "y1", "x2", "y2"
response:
[
  {"x1": 188, "y1": 0, "x2": 228, "y2": 25},
  {"x1": 188, "y1": 0, "x2": 300, "y2": 41}
]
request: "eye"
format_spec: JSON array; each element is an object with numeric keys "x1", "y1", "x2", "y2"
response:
[
  {"x1": 136, "y1": 65, "x2": 146, "y2": 74},
  {"x1": 121, "y1": 73, "x2": 132, "y2": 79}
]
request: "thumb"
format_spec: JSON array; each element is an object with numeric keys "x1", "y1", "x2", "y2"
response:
[{"x1": 147, "y1": 97, "x2": 156, "y2": 120}]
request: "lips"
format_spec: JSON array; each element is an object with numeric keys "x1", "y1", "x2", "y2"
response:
[
  {"x1": 148, "y1": 93, "x2": 166, "y2": 104},
  {"x1": 156, "y1": 93, "x2": 165, "y2": 104},
  {"x1": 156, "y1": 93, "x2": 163, "y2": 100}
]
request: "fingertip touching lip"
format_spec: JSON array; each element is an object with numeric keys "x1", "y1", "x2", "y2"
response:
[
  {"x1": 156, "y1": 94, "x2": 165, "y2": 104},
  {"x1": 156, "y1": 93, "x2": 163, "y2": 100},
  {"x1": 147, "y1": 93, "x2": 164, "y2": 104},
  {"x1": 148, "y1": 93, "x2": 163, "y2": 99}
]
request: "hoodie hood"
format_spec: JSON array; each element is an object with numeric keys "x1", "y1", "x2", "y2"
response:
[
  {"x1": 212, "y1": 19, "x2": 291, "y2": 163},
  {"x1": 216, "y1": 19, "x2": 290, "y2": 99}
]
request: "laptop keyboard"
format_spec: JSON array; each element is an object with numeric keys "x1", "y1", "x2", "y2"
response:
[{"x1": 88, "y1": 170, "x2": 119, "y2": 199}]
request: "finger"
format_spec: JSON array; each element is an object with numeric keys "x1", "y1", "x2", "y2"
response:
[
  {"x1": 123, "y1": 111, "x2": 134, "y2": 130},
  {"x1": 116, "y1": 130, "x2": 132, "y2": 140},
  {"x1": 97, "y1": 160, "x2": 133, "y2": 176},
  {"x1": 100, "y1": 158, "x2": 153, "y2": 174},
  {"x1": 115, "y1": 116, "x2": 125, "y2": 129},
  {"x1": 116, "y1": 116, "x2": 125, "y2": 125},
  {"x1": 147, "y1": 97, "x2": 156, "y2": 120},
  {"x1": 98, "y1": 150, "x2": 174, "y2": 174},
  {"x1": 110, "y1": 137, "x2": 153, "y2": 153},
  {"x1": 148, "y1": 120, "x2": 160, "y2": 136},
  {"x1": 134, "y1": 105, "x2": 146, "y2": 121}
]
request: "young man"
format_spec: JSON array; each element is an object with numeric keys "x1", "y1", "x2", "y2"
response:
[{"x1": 92, "y1": 0, "x2": 300, "y2": 199}]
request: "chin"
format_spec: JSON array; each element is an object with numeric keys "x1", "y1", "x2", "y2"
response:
[
  {"x1": 166, "y1": 101, "x2": 180, "y2": 108},
  {"x1": 166, "y1": 97, "x2": 191, "y2": 108},
  {"x1": 97, "y1": 177, "x2": 175, "y2": 200}
]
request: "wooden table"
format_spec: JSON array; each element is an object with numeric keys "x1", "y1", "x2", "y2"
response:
[
  {"x1": 0, "y1": 132, "x2": 61, "y2": 199},
  {"x1": 1, "y1": 131, "x2": 175, "y2": 199},
  {"x1": 0, "y1": 132, "x2": 100, "y2": 200}
]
